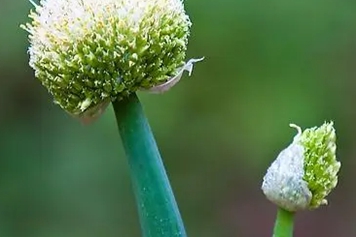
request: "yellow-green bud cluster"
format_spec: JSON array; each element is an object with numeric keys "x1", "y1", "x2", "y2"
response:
[
  {"x1": 21, "y1": 0, "x2": 191, "y2": 116},
  {"x1": 300, "y1": 122, "x2": 340, "y2": 209},
  {"x1": 262, "y1": 122, "x2": 340, "y2": 212}
]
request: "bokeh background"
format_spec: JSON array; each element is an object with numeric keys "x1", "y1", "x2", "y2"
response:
[{"x1": 1, "y1": 0, "x2": 356, "y2": 236}]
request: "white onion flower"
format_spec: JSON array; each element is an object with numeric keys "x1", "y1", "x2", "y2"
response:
[
  {"x1": 262, "y1": 122, "x2": 340, "y2": 212},
  {"x1": 22, "y1": 0, "x2": 201, "y2": 119}
]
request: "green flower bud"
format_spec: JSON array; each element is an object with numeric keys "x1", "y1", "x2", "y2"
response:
[
  {"x1": 261, "y1": 122, "x2": 340, "y2": 212},
  {"x1": 21, "y1": 0, "x2": 201, "y2": 121}
]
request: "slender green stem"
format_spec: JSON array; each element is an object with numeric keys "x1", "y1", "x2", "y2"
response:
[
  {"x1": 273, "y1": 207, "x2": 295, "y2": 237},
  {"x1": 113, "y1": 93, "x2": 187, "y2": 237}
]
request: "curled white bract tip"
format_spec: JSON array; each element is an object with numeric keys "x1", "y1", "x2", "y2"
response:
[
  {"x1": 141, "y1": 57, "x2": 204, "y2": 94},
  {"x1": 290, "y1": 123, "x2": 302, "y2": 135},
  {"x1": 290, "y1": 123, "x2": 302, "y2": 142},
  {"x1": 29, "y1": 0, "x2": 38, "y2": 7}
]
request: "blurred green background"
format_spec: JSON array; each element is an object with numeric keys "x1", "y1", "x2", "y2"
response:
[{"x1": 1, "y1": 0, "x2": 356, "y2": 236}]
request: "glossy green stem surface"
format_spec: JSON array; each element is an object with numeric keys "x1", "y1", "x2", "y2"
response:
[
  {"x1": 113, "y1": 93, "x2": 186, "y2": 237},
  {"x1": 273, "y1": 207, "x2": 295, "y2": 237}
]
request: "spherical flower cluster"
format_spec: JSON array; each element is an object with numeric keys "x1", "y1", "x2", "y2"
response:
[
  {"x1": 22, "y1": 0, "x2": 197, "y2": 119},
  {"x1": 261, "y1": 122, "x2": 340, "y2": 212}
]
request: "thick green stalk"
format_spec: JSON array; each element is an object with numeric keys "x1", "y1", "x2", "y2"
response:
[
  {"x1": 113, "y1": 93, "x2": 186, "y2": 237},
  {"x1": 273, "y1": 207, "x2": 295, "y2": 237}
]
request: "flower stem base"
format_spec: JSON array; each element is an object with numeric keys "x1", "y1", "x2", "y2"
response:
[
  {"x1": 273, "y1": 207, "x2": 295, "y2": 237},
  {"x1": 113, "y1": 93, "x2": 186, "y2": 237}
]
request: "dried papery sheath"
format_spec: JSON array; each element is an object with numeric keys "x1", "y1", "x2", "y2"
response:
[
  {"x1": 262, "y1": 125, "x2": 312, "y2": 212},
  {"x1": 262, "y1": 122, "x2": 340, "y2": 212},
  {"x1": 140, "y1": 57, "x2": 204, "y2": 93},
  {"x1": 70, "y1": 99, "x2": 111, "y2": 124},
  {"x1": 21, "y1": 0, "x2": 195, "y2": 119}
]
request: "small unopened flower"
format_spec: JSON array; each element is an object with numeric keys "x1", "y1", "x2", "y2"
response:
[
  {"x1": 21, "y1": 0, "x2": 202, "y2": 121},
  {"x1": 261, "y1": 122, "x2": 340, "y2": 212}
]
